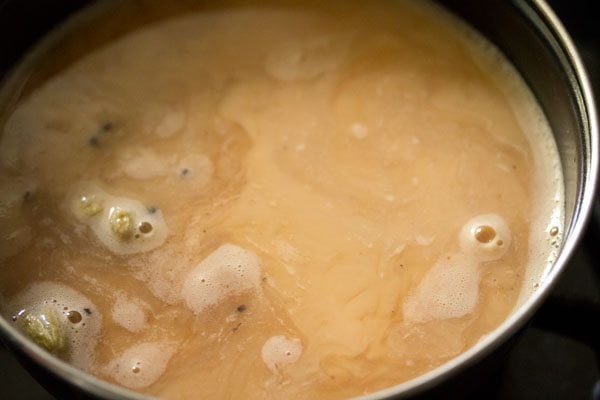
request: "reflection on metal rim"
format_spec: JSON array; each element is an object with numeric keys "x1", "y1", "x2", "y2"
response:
[
  {"x1": 0, "y1": 0, "x2": 597, "y2": 399},
  {"x1": 362, "y1": 0, "x2": 599, "y2": 398}
]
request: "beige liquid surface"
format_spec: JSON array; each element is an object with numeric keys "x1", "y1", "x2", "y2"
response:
[{"x1": 0, "y1": 1, "x2": 564, "y2": 399}]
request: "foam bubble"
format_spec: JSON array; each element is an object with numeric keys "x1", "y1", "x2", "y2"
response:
[
  {"x1": 261, "y1": 335, "x2": 303, "y2": 373},
  {"x1": 459, "y1": 214, "x2": 511, "y2": 262},
  {"x1": 7, "y1": 281, "x2": 102, "y2": 369},
  {"x1": 181, "y1": 243, "x2": 261, "y2": 315},
  {"x1": 111, "y1": 295, "x2": 147, "y2": 333},
  {"x1": 403, "y1": 254, "x2": 480, "y2": 322},
  {"x1": 70, "y1": 184, "x2": 168, "y2": 255},
  {"x1": 105, "y1": 342, "x2": 176, "y2": 389}
]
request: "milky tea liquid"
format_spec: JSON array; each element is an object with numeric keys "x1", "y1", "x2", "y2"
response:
[{"x1": 0, "y1": 1, "x2": 564, "y2": 399}]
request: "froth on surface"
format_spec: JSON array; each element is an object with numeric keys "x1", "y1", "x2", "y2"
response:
[
  {"x1": 0, "y1": 0, "x2": 565, "y2": 398},
  {"x1": 404, "y1": 254, "x2": 480, "y2": 322},
  {"x1": 181, "y1": 243, "x2": 262, "y2": 314},
  {"x1": 7, "y1": 281, "x2": 102, "y2": 369},
  {"x1": 70, "y1": 184, "x2": 169, "y2": 255},
  {"x1": 104, "y1": 342, "x2": 176, "y2": 389},
  {"x1": 448, "y1": 6, "x2": 565, "y2": 301},
  {"x1": 459, "y1": 214, "x2": 511, "y2": 262},
  {"x1": 261, "y1": 335, "x2": 303, "y2": 373}
]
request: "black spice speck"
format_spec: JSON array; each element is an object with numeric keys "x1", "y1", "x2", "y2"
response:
[
  {"x1": 101, "y1": 121, "x2": 114, "y2": 133},
  {"x1": 237, "y1": 305, "x2": 246, "y2": 313},
  {"x1": 83, "y1": 308, "x2": 92, "y2": 315},
  {"x1": 89, "y1": 136, "x2": 100, "y2": 147},
  {"x1": 89, "y1": 122, "x2": 115, "y2": 147},
  {"x1": 22, "y1": 191, "x2": 32, "y2": 203}
]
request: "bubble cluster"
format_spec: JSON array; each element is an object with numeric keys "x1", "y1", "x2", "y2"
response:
[
  {"x1": 404, "y1": 214, "x2": 512, "y2": 322},
  {"x1": 71, "y1": 185, "x2": 168, "y2": 255},
  {"x1": 459, "y1": 214, "x2": 511, "y2": 262},
  {"x1": 7, "y1": 281, "x2": 102, "y2": 369},
  {"x1": 105, "y1": 342, "x2": 176, "y2": 389},
  {"x1": 403, "y1": 254, "x2": 480, "y2": 322},
  {"x1": 261, "y1": 335, "x2": 303, "y2": 373},
  {"x1": 181, "y1": 244, "x2": 262, "y2": 315}
]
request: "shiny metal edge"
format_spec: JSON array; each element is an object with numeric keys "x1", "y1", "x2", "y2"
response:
[
  {"x1": 359, "y1": 0, "x2": 599, "y2": 398},
  {"x1": 0, "y1": 0, "x2": 597, "y2": 399}
]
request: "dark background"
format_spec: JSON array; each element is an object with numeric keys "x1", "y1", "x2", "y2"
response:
[{"x1": 0, "y1": 1, "x2": 598, "y2": 399}]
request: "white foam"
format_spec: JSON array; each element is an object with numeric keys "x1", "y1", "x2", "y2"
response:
[
  {"x1": 70, "y1": 184, "x2": 169, "y2": 255},
  {"x1": 405, "y1": 214, "x2": 512, "y2": 322},
  {"x1": 459, "y1": 214, "x2": 511, "y2": 262},
  {"x1": 261, "y1": 335, "x2": 303, "y2": 373},
  {"x1": 105, "y1": 342, "x2": 176, "y2": 389},
  {"x1": 403, "y1": 254, "x2": 480, "y2": 322},
  {"x1": 111, "y1": 295, "x2": 147, "y2": 333},
  {"x1": 439, "y1": 1, "x2": 565, "y2": 302},
  {"x1": 7, "y1": 281, "x2": 102, "y2": 369},
  {"x1": 181, "y1": 243, "x2": 262, "y2": 315}
]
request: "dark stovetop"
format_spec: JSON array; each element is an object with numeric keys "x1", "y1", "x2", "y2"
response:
[{"x1": 1, "y1": 1, "x2": 599, "y2": 399}]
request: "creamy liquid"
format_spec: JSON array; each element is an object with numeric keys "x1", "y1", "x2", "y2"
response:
[{"x1": 0, "y1": 1, "x2": 564, "y2": 399}]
